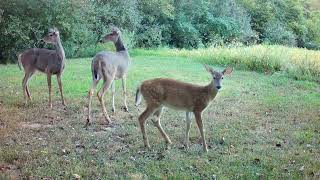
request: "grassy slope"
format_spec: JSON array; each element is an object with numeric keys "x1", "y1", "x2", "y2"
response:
[
  {"x1": 131, "y1": 45, "x2": 320, "y2": 83},
  {"x1": 0, "y1": 55, "x2": 319, "y2": 179}
]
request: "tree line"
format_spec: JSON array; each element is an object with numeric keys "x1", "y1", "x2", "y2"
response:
[{"x1": 0, "y1": 0, "x2": 319, "y2": 63}]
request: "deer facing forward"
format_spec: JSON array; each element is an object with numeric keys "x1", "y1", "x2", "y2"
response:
[
  {"x1": 135, "y1": 65, "x2": 233, "y2": 152},
  {"x1": 18, "y1": 28, "x2": 66, "y2": 108}
]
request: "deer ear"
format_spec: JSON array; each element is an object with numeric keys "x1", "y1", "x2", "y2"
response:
[
  {"x1": 204, "y1": 64, "x2": 214, "y2": 74},
  {"x1": 222, "y1": 67, "x2": 233, "y2": 75}
]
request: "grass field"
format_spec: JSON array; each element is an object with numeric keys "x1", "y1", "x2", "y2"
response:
[{"x1": 0, "y1": 52, "x2": 319, "y2": 179}]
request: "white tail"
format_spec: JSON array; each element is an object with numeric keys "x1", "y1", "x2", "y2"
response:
[
  {"x1": 137, "y1": 65, "x2": 233, "y2": 152},
  {"x1": 135, "y1": 86, "x2": 142, "y2": 107},
  {"x1": 17, "y1": 53, "x2": 22, "y2": 70}
]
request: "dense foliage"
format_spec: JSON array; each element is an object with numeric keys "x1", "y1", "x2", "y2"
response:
[{"x1": 0, "y1": 0, "x2": 319, "y2": 63}]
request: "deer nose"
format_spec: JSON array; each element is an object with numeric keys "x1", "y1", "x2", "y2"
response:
[{"x1": 216, "y1": 86, "x2": 221, "y2": 89}]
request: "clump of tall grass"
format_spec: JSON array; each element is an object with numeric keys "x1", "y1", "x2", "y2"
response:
[{"x1": 131, "y1": 45, "x2": 320, "y2": 82}]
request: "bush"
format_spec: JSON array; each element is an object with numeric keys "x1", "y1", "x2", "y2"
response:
[{"x1": 263, "y1": 21, "x2": 297, "y2": 46}]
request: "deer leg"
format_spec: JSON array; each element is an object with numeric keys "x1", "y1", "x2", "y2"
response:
[
  {"x1": 121, "y1": 77, "x2": 128, "y2": 112},
  {"x1": 47, "y1": 73, "x2": 52, "y2": 108},
  {"x1": 22, "y1": 73, "x2": 29, "y2": 105},
  {"x1": 86, "y1": 78, "x2": 100, "y2": 127},
  {"x1": 22, "y1": 71, "x2": 34, "y2": 105},
  {"x1": 194, "y1": 111, "x2": 207, "y2": 152},
  {"x1": 26, "y1": 86, "x2": 31, "y2": 101},
  {"x1": 185, "y1": 111, "x2": 192, "y2": 149},
  {"x1": 57, "y1": 74, "x2": 65, "y2": 106},
  {"x1": 152, "y1": 107, "x2": 172, "y2": 146},
  {"x1": 138, "y1": 105, "x2": 158, "y2": 148},
  {"x1": 111, "y1": 81, "x2": 116, "y2": 114},
  {"x1": 25, "y1": 71, "x2": 35, "y2": 101},
  {"x1": 97, "y1": 77, "x2": 113, "y2": 124}
]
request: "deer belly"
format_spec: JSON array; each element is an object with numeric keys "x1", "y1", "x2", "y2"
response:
[{"x1": 163, "y1": 102, "x2": 193, "y2": 111}]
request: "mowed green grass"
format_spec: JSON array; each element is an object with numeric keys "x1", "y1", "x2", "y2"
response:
[{"x1": 0, "y1": 55, "x2": 319, "y2": 179}]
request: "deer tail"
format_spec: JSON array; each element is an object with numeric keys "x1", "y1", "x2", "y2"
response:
[
  {"x1": 93, "y1": 60, "x2": 100, "y2": 80},
  {"x1": 135, "y1": 85, "x2": 142, "y2": 107},
  {"x1": 17, "y1": 53, "x2": 22, "y2": 70}
]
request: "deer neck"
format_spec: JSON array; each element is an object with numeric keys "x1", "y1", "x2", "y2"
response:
[
  {"x1": 114, "y1": 36, "x2": 126, "y2": 52},
  {"x1": 114, "y1": 36, "x2": 130, "y2": 66},
  {"x1": 55, "y1": 37, "x2": 65, "y2": 62},
  {"x1": 205, "y1": 80, "x2": 218, "y2": 100}
]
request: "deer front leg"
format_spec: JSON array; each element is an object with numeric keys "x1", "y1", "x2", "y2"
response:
[
  {"x1": 121, "y1": 77, "x2": 129, "y2": 112},
  {"x1": 47, "y1": 73, "x2": 52, "y2": 108},
  {"x1": 57, "y1": 74, "x2": 66, "y2": 106},
  {"x1": 194, "y1": 111, "x2": 208, "y2": 152},
  {"x1": 185, "y1": 111, "x2": 192, "y2": 149}
]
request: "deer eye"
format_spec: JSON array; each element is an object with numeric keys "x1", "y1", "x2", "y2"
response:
[
  {"x1": 222, "y1": 77, "x2": 224, "y2": 79},
  {"x1": 213, "y1": 77, "x2": 216, "y2": 79}
]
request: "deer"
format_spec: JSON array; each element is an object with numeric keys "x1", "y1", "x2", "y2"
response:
[
  {"x1": 135, "y1": 65, "x2": 233, "y2": 152},
  {"x1": 86, "y1": 26, "x2": 131, "y2": 127},
  {"x1": 18, "y1": 28, "x2": 66, "y2": 108}
]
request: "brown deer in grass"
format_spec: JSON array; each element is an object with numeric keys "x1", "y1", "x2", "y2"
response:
[
  {"x1": 86, "y1": 27, "x2": 130, "y2": 127},
  {"x1": 135, "y1": 65, "x2": 233, "y2": 152},
  {"x1": 18, "y1": 28, "x2": 66, "y2": 108}
]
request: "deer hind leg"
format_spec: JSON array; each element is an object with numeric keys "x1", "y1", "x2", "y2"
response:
[
  {"x1": 185, "y1": 111, "x2": 192, "y2": 149},
  {"x1": 86, "y1": 78, "x2": 100, "y2": 127},
  {"x1": 152, "y1": 107, "x2": 172, "y2": 146},
  {"x1": 57, "y1": 74, "x2": 65, "y2": 106},
  {"x1": 121, "y1": 77, "x2": 129, "y2": 112},
  {"x1": 47, "y1": 73, "x2": 52, "y2": 108},
  {"x1": 138, "y1": 105, "x2": 158, "y2": 148},
  {"x1": 194, "y1": 111, "x2": 208, "y2": 152},
  {"x1": 111, "y1": 81, "x2": 116, "y2": 114},
  {"x1": 22, "y1": 70, "x2": 34, "y2": 105},
  {"x1": 97, "y1": 76, "x2": 114, "y2": 124}
]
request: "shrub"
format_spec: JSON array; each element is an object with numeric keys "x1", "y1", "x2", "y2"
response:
[{"x1": 263, "y1": 21, "x2": 297, "y2": 46}]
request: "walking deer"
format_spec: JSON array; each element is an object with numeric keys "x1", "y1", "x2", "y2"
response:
[
  {"x1": 18, "y1": 28, "x2": 66, "y2": 108},
  {"x1": 135, "y1": 65, "x2": 233, "y2": 152},
  {"x1": 87, "y1": 27, "x2": 130, "y2": 127}
]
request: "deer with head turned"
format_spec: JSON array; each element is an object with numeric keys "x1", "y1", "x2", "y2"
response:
[
  {"x1": 87, "y1": 26, "x2": 130, "y2": 127},
  {"x1": 135, "y1": 65, "x2": 233, "y2": 152},
  {"x1": 18, "y1": 28, "x2": 66, "y2": 108}
]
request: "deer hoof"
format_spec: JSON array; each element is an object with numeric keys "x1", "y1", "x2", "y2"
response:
[
  {"x1": 85, "y1": 118, "x2": 91, "y2": 128},
  {"x1": 121, "y1": 106, "x2": 129, "y2": 112},
  {"x1": 105, "y1": 117, "x2": 112, "y2": 124},
  {"x1": 203, "y1": 147, "x2": 208, "y2": 153},
  {"x1": 111, "y1": 108, "x2": 115, "y2": 114},
  {"x1": 166, "y1": 144, "x2": 171, "y2": 150}
]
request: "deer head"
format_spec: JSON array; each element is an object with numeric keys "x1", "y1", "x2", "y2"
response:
[
  {"x1": 100, "y1": 26, "x2": 121, "y2": 43},
  {"x1": 204, "y1": 65, "x2": 233, "y2": 90},
  {"x1": 42, "y1": 28, "x2": 60, "y2": 45}
]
